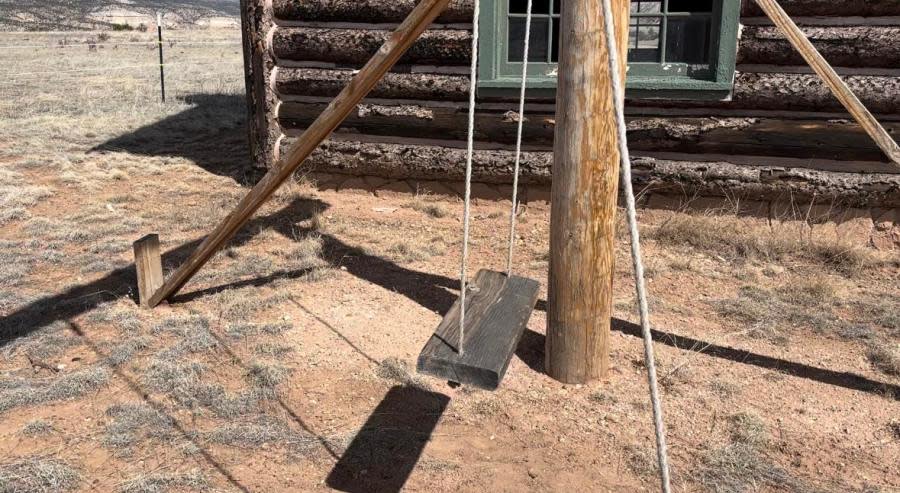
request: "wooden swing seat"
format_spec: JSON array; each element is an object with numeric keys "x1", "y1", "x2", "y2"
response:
[{"x1": 417, "y1": 269, "x2": 540, "y2": 390}]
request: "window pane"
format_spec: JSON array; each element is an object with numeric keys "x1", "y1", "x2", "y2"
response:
[
  {"x1": 628, "y1": 17, "x2": 661, "y2": 62},
  {"x1": 668, "y1": 0, "x2": 713, "y2": 13},
  {"x1": 630, "y1": 0, "x2": 662, "y2": 14},
  {"x1": 508, "y1": 17, "x2": 551, "y2": 62},
  {"x1": 510, "y1": 0, "x2": 551, "y2": 15},
  {"x1": 553, "y1": 0, "x2": 560, "y2": 15},
  {"x1": 665, "y1": 17, "x2": 711, "y2": 63}
]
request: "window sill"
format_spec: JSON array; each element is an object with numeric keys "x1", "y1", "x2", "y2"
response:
[{"x1": 477, "y1": 76, "x2": 733, "y2": 101}]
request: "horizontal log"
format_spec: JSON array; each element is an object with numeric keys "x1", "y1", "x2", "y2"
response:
[
  {"x1": 280, "y1": 103, "x2": 900, "y2": 161},
  {"x1": 739, "y1": 26, "x2": 900, "y2": 68},
  {"x1": 276, "y1": 68, "x2": 900, "y2": 113},
  {"x1": 276, "y1": 68, "x2": 469, "y2": 100},
  {"x1": 741, "y1": 0, "x2": 900, "y2": 17},
  {"x1": 730, "y1": 72, "x2": 900, "y2": 114},
  {"x1": 272, "y1": 27, "x2": 470, "y2": 65},
  {"x1": 288, "y1": 138, "x2": 900, "y2": 207},
  {"x1": 275, "y1": 25, "x2": 900, "y2": 69},
  {"x1": 273, "y1": 0, "x2": 474, "y2": 24},
  {"x1": 274, "y1": 0, "x2": 900, "y2": 23}
]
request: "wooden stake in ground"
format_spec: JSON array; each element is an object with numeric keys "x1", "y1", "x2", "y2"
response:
[
  {"x1": 754, "y1": 0, "x2": 900, "y2": 167},
  {"x1": 546, "y1": 0, "x2": 630, "y2": 383},
  {"x1": 134, "y1": 234, "x2": 163, "y2": 308},
  {"x1": 137, "y1": 0, "x2": 452, "y2": 308}
]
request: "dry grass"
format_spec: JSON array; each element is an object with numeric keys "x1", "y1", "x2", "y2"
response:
[
  {"x1": 0, "y1": 456, "x2": 80, "y2": 493},
  {"x1": 208, "y1": 417, "x2": 318, "y2": 455},
  {"x1": 404, "y1": 193, "x2": 450, "y2": 219},
  {"x1": 374, "y1": 358, "x2": 432, "y2": 391},
  {"x1": 867, "y1": 343, "x2": 900, "y2": 376},
  {"x1": 119, "y1": 470, "x2": 209, "y2": 493},
  {"x1": 21, "y1": 420, "x2": 54, "y2": 437},
  {"x1": 650, "y1": 211, "x2": 881, "y2": 276},
  {"x1": 246, "y1": 361, "x2": 292, "y2": 389},
  {"x1": 699, "y1": 412, "x2": 801, "y2": 493},
  {"x1": 0, "y1": 367, "x2": 109, "y2": 413},
  {"x1": 711, "y1": 273, "x2": 859, "y2": 344},
  {"x1": 103, "y1": 403, "x2": 177, "y2": 455}
]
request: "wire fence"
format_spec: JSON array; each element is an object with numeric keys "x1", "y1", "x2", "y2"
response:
[{"x1": 0, "y1": 30, "x2": 245, "y2": 106}]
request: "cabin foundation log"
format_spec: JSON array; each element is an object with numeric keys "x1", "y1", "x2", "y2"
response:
[{"x1": 288, "y1": 138, "x2": 900, "y2": 207}]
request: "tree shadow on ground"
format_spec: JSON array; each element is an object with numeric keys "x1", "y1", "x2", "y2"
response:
[
  {"x1": 326, "y1": 386, "x2": 450, "y2": 493},
  {"x1": 90, "y1": 94, "x2": 251, "y2": 183}
]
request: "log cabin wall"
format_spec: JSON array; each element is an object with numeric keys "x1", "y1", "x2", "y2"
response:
[{"x1": 239, "y1": 0, "x2": 900, "y2": 208}]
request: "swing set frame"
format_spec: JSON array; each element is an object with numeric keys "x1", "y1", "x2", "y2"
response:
[{"x1": 134, "y1": 0, "x2": 900, "y2": 386}]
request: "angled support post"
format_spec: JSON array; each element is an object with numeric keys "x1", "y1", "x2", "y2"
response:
[
  {"x1": 754, "y1": 0, "x2": 900, "y2": 167},
  {"x1": 137, "y1": 0, "x2": 452, "y2": 308}
]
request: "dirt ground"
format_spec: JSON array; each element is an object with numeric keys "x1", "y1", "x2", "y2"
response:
[{"x1": 1, "y1": 30, "x2": 899, "y2": 493}]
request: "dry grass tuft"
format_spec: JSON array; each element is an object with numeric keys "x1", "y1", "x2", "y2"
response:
[
  {"x1": 386, "y1": 237, "x2": 447, "y2": 263},
  {"x1": 21, "y1": 420, "x2": 54, "y2": 437},
  {"x1": 866, "y1": 343, "x2": 900, "y2": 376},
  {"x1": 374, "y1": 358, "x2": 432, "y2": 390},
  {"x1": 650, "y1": 212, "x2": 880, "y2": 276},
  {"x1": 0, "y1": 456, "x2": 80, "y2": 493},
  {"x1": 253, "y1": 343, "x2": 294, "y2": 359},
  {"x1": 623, "y1": 444, "x2": 658, "y2": 477},
  {"x1": 143, "y1": 358, "x2": 267, "y2": 417},
  {"x1": 405, "y1": 193, "x2": 449, "y2": 219},
  {"x1": 103, "y1": 403, "x2": 176, "y2": 455},
  {"x1": 152, "y1": 315, "x2": 218, "y2": 355},
  {"x1": 0, "y1": 367, "x2": 110, "y2": 413},
  {"x1": 699, "y1": 411, "x2": 799, "y2": 493},
  {"x1": 208, "y1": 417, "x2": 318, "y2": 455},
  {"x1": 119, "y1": 470, "x2": 209, "y2": 493},
  {"x1": 225, "y1": 321, "x2": 292, "y2": 340},
  {"x1": 247, "y1": 362, "x2": 292, "y2": 388},
  {"x1": 712, "y1": 278, "x2": 855, "y2": 343},
  {"x1": 103, "y1": 337, "x2": 153, "y2": 367}
]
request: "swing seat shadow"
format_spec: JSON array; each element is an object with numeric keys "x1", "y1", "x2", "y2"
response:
[{"x1": 326, "y1": 386, "x2": 450, "y2": 493}]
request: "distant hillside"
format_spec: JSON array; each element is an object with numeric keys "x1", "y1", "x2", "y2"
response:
[{"x1": 0, "y1": 1, "x2": 240, "y2": 31}]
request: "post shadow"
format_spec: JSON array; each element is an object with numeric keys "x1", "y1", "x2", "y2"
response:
[
  {"x1": 513, "y1": 322, "x2": 900, "y2": 399},
  {"x1": 326, "y1": 386, "x2": 450, "y2": 493},
  {"x1": 90, "y1": 94, "x2": 251, "y2": 182}
]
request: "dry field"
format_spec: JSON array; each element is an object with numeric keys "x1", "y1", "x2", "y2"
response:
[{"x1": 1, "y1": 30, "x2": 899, "y2": 493}]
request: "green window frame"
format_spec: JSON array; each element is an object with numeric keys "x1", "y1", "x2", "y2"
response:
[{"x1": 477, "y1": 0, "x2": 741, "y2": 100}]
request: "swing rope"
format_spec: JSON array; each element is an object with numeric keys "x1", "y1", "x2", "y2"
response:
[
  {"x1": 460, "y1": 0, "x2": 533, "y2": 352},
  {"x1": 506, "y1": 0, "x2": 534, "y2": 276},
  {"x1": 458, "y1": 0, "x2": 482, "y2": 355},
  {"x1": 599, "y1": 1, "x2": 672, "y2": 491},
  {"x1": 461, "y1": 3, "x2": 672, "y2": 490}
]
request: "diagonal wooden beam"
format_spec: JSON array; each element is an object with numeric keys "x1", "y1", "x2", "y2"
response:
[
  {"x1": 142, "y1": 0, "x2": 452, "y2": 308},
  {"x1": 754, "y1": 0, "x2": 900, "y2": 167}
]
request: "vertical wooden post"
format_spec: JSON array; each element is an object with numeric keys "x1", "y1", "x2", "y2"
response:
[
  {"x1": 239, "y1": 0, "x2": 280, "y2": 172},
  {"x1": 134, "y1": 234, "x2": 164, "y2": 308},
  {"x1": 546, "y1": 0, "x2": 630, "y2": 383},
  {"x1": 156, "y1": 12, "x2": 165, "y2": 103}
]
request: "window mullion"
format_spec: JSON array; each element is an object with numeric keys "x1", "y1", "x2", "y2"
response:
[{"x1": 659, "y1": 0, "x2": 669, "y2": 64}]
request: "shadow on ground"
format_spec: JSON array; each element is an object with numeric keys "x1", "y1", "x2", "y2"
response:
[
  {"x1": 326, "y1": 386, "x2": 450, "y2": 493},
  {"x1": 90, "y1": 94, "x2": 251, "y2": 182},
  {"x1": 2, "y1": 197, "x2": 897, "y2": 402}
]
